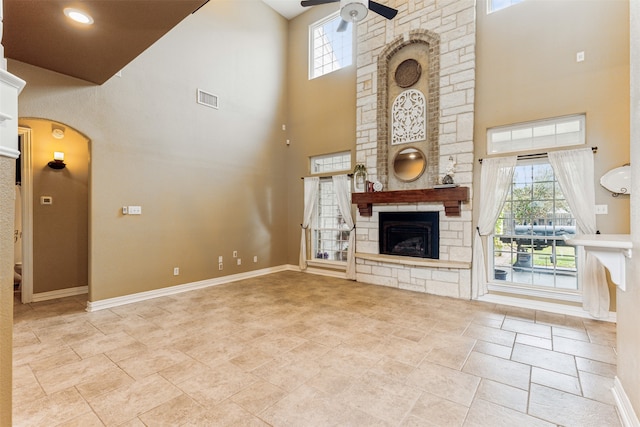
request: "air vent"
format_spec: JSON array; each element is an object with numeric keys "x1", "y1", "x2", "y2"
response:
[{"x1": 197, "y1": 89, "x2": 219, "y2": 109}]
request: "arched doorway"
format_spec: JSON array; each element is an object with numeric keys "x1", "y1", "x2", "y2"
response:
[{"x1": 17, "y1": 119, "x2": 90, "y2": 303}]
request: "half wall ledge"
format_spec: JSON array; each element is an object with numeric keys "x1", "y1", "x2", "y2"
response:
[
  {"x1": 351, "y1": 187, "x2": 469, "y2": 217},
  {"x1": 356, "y1": 252, "x2": 471, "y2": 269}
]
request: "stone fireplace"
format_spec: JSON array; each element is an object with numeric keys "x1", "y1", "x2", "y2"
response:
[{"x1": 353, "y1": 0, "x2": 475, "y2": 299}]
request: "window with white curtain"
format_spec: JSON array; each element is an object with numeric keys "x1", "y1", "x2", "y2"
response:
[
  {"x1": 491, "y1": 159, "x2": 579, "y2": 300},
  {"x1": 309, "y1": 152, "x2": 351, "y2": 262}
]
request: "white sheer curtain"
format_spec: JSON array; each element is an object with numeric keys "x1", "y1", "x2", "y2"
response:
[
  {"x1": 333, "y1": 174, "x2": 356, "y2": 279},
  {"x1": 472, "y1": 156, "x2": 518, "y2": 299},
  {"x1": 548, "y1": 147, "x2": 608, "y2": 318},
  {"x1": 299, "y1": 177, "x2": 319, "y2": 271}
]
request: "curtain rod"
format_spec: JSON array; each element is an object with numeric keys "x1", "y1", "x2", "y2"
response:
[
  {"x1": 300, "y1": 173, "x2": 353, "y2": 179},
  {"x1": 478, "y1": 146, "x2": 597, "y2": 164}
]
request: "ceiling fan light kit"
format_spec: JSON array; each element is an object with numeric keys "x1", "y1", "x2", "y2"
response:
[
  {"x1": 340, "y1": 0, "x2": 368, "y2": 22},
  {"x1": 301, "y1": 0, "x2": 398, "y2": 31}
]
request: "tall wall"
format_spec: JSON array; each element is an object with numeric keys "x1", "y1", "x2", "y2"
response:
[
  {"x1": 620, "y1": 0, "x2": 640, "y2": 419},
  {"x1": 474, "y1": 0, "x2": 630, "y2": 310},
  {"x1": 286, "y1": 4, "x2": 357, "y2": 265},
  {"x1": 10, "y1": 0, "x2": 289, "y2": 302}
]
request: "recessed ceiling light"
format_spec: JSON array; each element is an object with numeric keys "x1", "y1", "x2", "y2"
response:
[{"x1": 63, "y1": 8, "x2": 94, "y2": 25}]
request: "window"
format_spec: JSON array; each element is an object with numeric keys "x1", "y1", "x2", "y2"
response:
[
  {"x1": 309, "y1": 12, "x2": 353, "y2": 79},
  {"x1": 492, "y1": 159, "x2": 579, "y2": 299},
  {"x1": 488, "y1": 0, "x2": 525, "y2": 13},
  {"x1": 309, "y1": 152, "x2": 351, "y2": 262},
  {"x1": 488, "y1": 114, "x2": 585, "y2": 155}
]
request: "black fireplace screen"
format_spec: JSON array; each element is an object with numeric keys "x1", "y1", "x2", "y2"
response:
[{"x1": 379, "y1": 212, "x2": 439, "y2": 259}]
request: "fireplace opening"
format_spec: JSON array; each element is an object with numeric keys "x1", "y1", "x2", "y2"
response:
[{"x1": 379, "y1": 212, "x2": 439, "y2": 259}]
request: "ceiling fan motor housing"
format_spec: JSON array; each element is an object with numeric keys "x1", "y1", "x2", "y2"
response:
[{"x1": 340, "y1": 0, "x2": 368, "y2": 22}]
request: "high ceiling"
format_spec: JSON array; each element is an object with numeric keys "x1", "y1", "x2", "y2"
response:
[
  {"x1": 2, "y1": 0, "x2": 308, "y2": 85},
  {"x1": 2, "y1": 0, "x2": 211, "y2": 85}
]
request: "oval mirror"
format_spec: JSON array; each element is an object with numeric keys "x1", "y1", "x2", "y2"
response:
[{"x1": 393, "y1": 148, "x2": 426, "y2": 181}]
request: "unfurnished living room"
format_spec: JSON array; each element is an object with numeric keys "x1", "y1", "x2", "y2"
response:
[{"x1": 0, "y1": 0, "x2": 639, "y2": 426}]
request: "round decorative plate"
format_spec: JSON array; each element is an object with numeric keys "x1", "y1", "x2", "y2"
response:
[{"x1": 395, "y1": 59, "x2": 421, "y2": 88}]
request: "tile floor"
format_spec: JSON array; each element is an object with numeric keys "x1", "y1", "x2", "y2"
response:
[{"x1": 13, "y1": 271, "x2": 621, "y2": 426}]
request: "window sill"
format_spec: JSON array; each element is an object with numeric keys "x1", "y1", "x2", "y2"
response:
[
  {"x1": 487, "y1": 282, "x2": 582, "y2": 303},
  {"x1": 307, "y1": 259, "x2": 347, "y2": 271}
]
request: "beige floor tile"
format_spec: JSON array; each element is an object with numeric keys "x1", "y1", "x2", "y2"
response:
[
  {"x1": 462, "y1": 351, "x2": 531, "y2": 390},
  {"x1": 511, "y1": 342, "x2": 577, "y2": 376},
  {"x1": 177, "y1": 361, "x2": 259, "y2": 406},
  {"x1": 502, "y1": 318, "x2": 551, "y2": 339},
  {"x1": 137, "y1": 393, "x2": 208, "y2": 426},
  {"x1": 407, "y1": 360, "x2": 481, "y2": 406},
  {"x1": 472, "y1": 340, "x2": 512, "y2": 359},
  {"x1": 230, "y1": 379, "x2": 288, "y2": 415},
  {"x1": 116, "y1": 347, "x2": 193, "y2": 380},
  {"x1": 553, "y1": 336, "x2": 617, "y2": 365},
  {"x1": 475, "y1": 379, "x2": 529, "y2": 413},
  {"x1": 515, "y1": 333, "x2": 553, "y2": 350},
  {"x1": 464, "y1": 398, "x2": 555, "y2": 427},
  {"x1": 576, "y1": 356, "x2": 617, "y2": 378},
  {"x1": 579, "y1": 370, "x2": 616, "y2": 405},
  {"x1": 463, "y1": 323, "x2": 516, "y2": 347},
  {"x1": 423, "y1": 334, "x2": 477, "y2": 370},
  {"x1": 88, "y1": 373, "x2": 183, "y2": 426},
  {"x1": 531, "y1": 366, "x2": 582, "y2": 395},
  {"x1": 528, "y1": 383, "x2": 621, "y2": 426},
  {"x1": 34, "y1": 354, "x2": 116, "y2": 395},
  {"x1": 409, "y1": 391, "x2": 469, "y2": 426},
  {"x1": 69, "y1": 331, "x2": 139, "y2": 359},
  {"x1": 56, "y1": 411, "x2": 106, "y2": 427},
  {"x1": 552, "y1": 325, "x2": 591, "y2": 342},
  {"x1": 75, "y1": 366, "x2": 135, "y2": 400},
  {"x1": 13, "y1": 387, "x2": 93, "y2": 427}
]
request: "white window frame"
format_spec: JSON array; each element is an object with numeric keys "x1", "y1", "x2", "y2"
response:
[
  {"x1": 487, "y1": 114, "x2": 586, "y2": 155},
  {"x1": 309, "y1": 12, "x2": 353, "y2": 80},
  {"x1": 308, "y1": 152, "x2": 352, "y2": 267},
  {"x1": 488, "y1": 158, "x2": 582, "y2": 303},
  {"x1": 487, "y1": 0, "x2": 525, "y2": 14}
]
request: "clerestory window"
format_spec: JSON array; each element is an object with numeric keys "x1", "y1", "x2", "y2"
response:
[{"x1": 309, "y1": 12, "x2": 353, "y2": 79}]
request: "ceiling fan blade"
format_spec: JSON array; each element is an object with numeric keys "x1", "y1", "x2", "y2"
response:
[
  {"x1": 301, "y1": 0, "x2": 340, "y2": 7},
  {"x1": 368, "y1": 0, "x2": 398, "y2": 19},
  {"x1": 337, "y1": 19, "x2": 349, "y2": 32}
]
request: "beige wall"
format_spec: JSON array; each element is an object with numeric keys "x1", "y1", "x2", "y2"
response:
[
  {"x1": 621, "y1": 0, "x2": 640, "y2": 417},
  {"x1": 474, "y1": 0, "x2": 630, "y2": 310},
  {"x1": 21, "y1": 119, "x2": 89, "y2": 294},
  {"x1": 10, "y1": 0, "x2": 290, "y2": 301},
  {"x1": 0, "y1": 156, "x2": 14, "y2": 427},
  {"x1": 285, "y1": 5, "x2": 357, "y2": 264}
]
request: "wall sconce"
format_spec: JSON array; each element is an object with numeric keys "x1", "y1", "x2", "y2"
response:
[{"x1": 48, "y1": 152, "x2": 66, "y2": 169}]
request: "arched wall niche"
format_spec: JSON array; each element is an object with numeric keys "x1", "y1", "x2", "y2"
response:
[{"x1": 376, "y1": 29, "x2": 440, "y2": 190}]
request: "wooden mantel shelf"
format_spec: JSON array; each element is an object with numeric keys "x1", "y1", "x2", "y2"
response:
[{"x1": 351, "y1": 187, "x2": 469, "y2": 217}]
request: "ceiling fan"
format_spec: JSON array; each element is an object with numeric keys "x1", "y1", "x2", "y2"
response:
[{"x1": 300, "y1": 0, "x2": 398, "y2": 32}]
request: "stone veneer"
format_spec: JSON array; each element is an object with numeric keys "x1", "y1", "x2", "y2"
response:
[{"x1": 354, "y1": 0, "x2": 475, "y2": 299}]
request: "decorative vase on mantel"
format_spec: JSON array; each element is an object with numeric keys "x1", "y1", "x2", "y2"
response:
[{"x1": 353, "y1": 164, "x2": 368, "y2": 193}]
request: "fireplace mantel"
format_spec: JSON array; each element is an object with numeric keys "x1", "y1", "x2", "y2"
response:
[{"x1": 352, "y1": 187, "x2": 469, "y2": 217}]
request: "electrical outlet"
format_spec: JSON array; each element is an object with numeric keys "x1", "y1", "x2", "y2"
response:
[
  {"x1": 218, "y1": 256, "x2": 223, "y2": 263},
  {"x1": 253, "y1": 256, "x2": 258, "y2": 263},
  {"x1": 233, "y1": 251, "x2": 238, "y2": 258},
  {"x1": 576, "y1": 51, "x2": 585, "y2": 62},
  {"x1": 595, "y1": 204, "x2": 608, "y2": 215},
  {"x1": 128, "y1": 205, "x2": 142, "y2": 215},
  {"x1": 173, "y1": 267, "x2": 180, "y2": 276},
  {"x1": 218, "y1": 263, "x2": 223, "y2": 270},
  {"x1": 237, "y1": 258, "x2": 241, "y2": 265}
]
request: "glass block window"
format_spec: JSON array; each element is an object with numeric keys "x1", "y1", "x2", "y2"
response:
[
  {"x1": 309, "y1": 12, "x2": 353, "y2": 79},
  {"x1": 488, "y1": 114, "x2": 585, "y2": 155},
  {"x1": 492, "y1": 159, "x2": 578, "y2": 293}
]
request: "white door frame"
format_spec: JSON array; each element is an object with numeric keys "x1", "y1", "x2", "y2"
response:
[{"x1": 18, "y1": 126, "x2": 33, "y2": 304}]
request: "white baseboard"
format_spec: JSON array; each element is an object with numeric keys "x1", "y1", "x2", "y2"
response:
[
  {"x1": 286, "y1": 263, "x2": 348, "y2": 279},
  {"x1": 478, "y1": 293, "x2": 617, "y2": 323},
  {"x1": 613, "y1": 376, "x2": 640, "y2": 427},
  {"x1": 32, "y1": 286, "x2": 88, "y2": 302},
  {"x1": 86, "y1": 265, "x2": 291, "y2": 312}
]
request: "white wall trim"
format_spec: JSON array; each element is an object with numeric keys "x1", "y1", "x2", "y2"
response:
[
  {"x1": 478, "y1": 293, "x2": 617, "y2": 323},
  {"x1": 613, "y1": 376, "x2": 640, "y2": 427},
  {"x1": 285, "y1": 263, "x2": 349, "y2": 279},
  {"x1": 32, "y1": 286, "x2": 88, "y2": 302},
  {"x1": 0, "y1": 146, "x2": 19, "y2": 159},
  {"x1": 86, "y1": 265, "x2": 291, "y2": 312}
]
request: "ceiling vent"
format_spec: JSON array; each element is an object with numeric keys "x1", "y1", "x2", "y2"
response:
[{"x1": 197, "y1": 89, "x2": 219, "y2": 109}]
